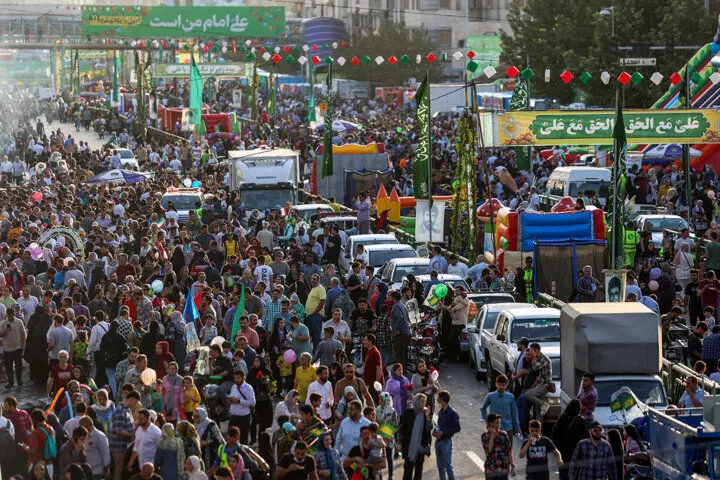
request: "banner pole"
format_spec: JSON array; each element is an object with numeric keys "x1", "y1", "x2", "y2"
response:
[{"x1": 427, "y1": 70, "x2": 433, "y2": 244}]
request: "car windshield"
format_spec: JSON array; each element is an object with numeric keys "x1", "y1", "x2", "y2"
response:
[
  {"x1": 645, "y1": 217, "x2": 688, "y2": 232},
  {"x1": 594, "y1": 380, "x2": 666, "y2": 407},
  {"x1": 472, "y1": 295, "x2": 516, "y2": 309},
  {"x1": 119, "y1": 150, "x2": 134, "y2": 159},
  {"x1": 240, "y1": 189, "x2": 294, "y2": 210},
  {"x1": 568, "y1": 180, "x2": 609, "y2": 197},
  {"x1": 368, "y1": 249, "x2": 416, "y2": 266},
  {"x1": 298, "y1": 207, "x2": 332, "y2": 221},
  {"x1": 353, "y1": 238, "x2": 399, "y2": 253},
  {"x1": 551, "y1": 357, "x2": 561, "y2": 381},
  {"x1": 422, "y1": 279, "x2": 470, "y2": 291},
  {"x1": 510, "y1": 318, "x2": 560, "y2": 342},
  {"x1": 392, "y1": 264, "x2": 429, "y2": 282},
  {"x1": 162, "y1": 195, "x2": 200, "y2": 210}
]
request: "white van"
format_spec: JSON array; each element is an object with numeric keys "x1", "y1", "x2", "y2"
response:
[{"x1": 542, "y1": 166, "x2": 611, "y2": 210}]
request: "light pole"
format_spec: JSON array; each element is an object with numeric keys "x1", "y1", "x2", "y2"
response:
[{"x1": 600, "y1": 6, "x2": 615, "y2": 38}]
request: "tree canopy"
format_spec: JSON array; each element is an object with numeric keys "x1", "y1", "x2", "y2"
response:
[{"x1": 501, "y1": 0, "x2": 717, "y2": 108}]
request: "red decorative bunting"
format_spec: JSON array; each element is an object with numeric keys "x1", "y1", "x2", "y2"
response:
[
  {"x1": 283, "y1": 45, "x2": 291, "y2": 52},
  {"x1": 506, "y1": 66, "x2": 520, "y2": 78},
  {"x1": 426, "y1": 53, "x2": 436, "y2": 63},
  {"x1": 617, "y1": 72, "x2": 631, "y2": 85},
  {"x1": 560, "y1": 70, "x2": 574, "y2": 83},
  {"x1": 467, "y1": 51, "x2": 475, "y2": 59},
  {"x1": 670, "y1": 72, "x2": 682, "y2": 85},
  {"x1": 340, "y1": 41, "x2": 347, "y2": 48},
  {"x1": 312, "y1": 44, "x2": 318, "y2": 51},
  {"x1": 272, "y1": 53, "x2": 281, "y2": 63},
  {"x1": 311, "y1": 55, "x2": 321, "y2": 65},
  {"x1": 351, "y1": 56, "x2": 360, "y2": 66},
  {"x1": 388, "y1": 56, "x2": 398, "y2": 65}
]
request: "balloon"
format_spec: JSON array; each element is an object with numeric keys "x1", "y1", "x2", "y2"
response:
[
  {"x1": 32, "y1": 191, "x2": 43, "y2": 202},
  {"x1": 649, "y1": 268, "x2": 661, "y2": 281},
  {"x1": 151, "y1": 279, "x2": 164, "y2": 294},
  {"x1": 499, "y1": 237, "x2": 509, "y2": 250},
  {"x1": 284, "y1": 349, "x2": 297, "y2": 364},
  {"x1": 710, "y1": 190, "x2": 716, "y2": 199},
  {"x1": 395, "y1": 127, "x2": 403, "y2": 134},
  {"x1": 648, "y1": 280, "x2": 659, "y2": 291},
  {"x1": 191, "y1": 180, "x2": 201, "y2": 188},
  {"x1": 430, "y1": 369, "x2": 439, "y2": 382},
  {"x1": 435, "y1": 284, "x2": 448, "y2": 299},
  {"x1": 30, "y1": 247, "x2": 42, "y2": 261},
  {"x1": 485, "y1": 251, "x2": 495, "y2": 264},
  {"x1": 182, "y1": 178, "x2": 192, "y2": 188},
  {"x1": 373, "y1": 381, "x2": 382, "y2": 393},
  {"x1": 140, "y1": 368, "x2": 157, "y2": 387}
]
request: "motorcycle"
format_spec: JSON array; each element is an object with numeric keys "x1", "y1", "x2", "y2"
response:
[
  {"x1": 665, "y1": 323, "x2": 690, "y2": 364},
  {"x1": 94, "y1": 122, "x2": 105, "y2": 139},
  {"x1": 406, "y1": 308, "x2": 443, "y2": 372}
]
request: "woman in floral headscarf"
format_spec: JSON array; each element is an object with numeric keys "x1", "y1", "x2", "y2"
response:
[
  {"x1": 193, "y1": 407, "x2": 224, "y2": 469},
  {"x1": 177, "y1": 420, "x2": 202, "y2": 459},
  {"x1": 155, "y1": 423, "x2": 185, "y2": 480},
  {"x1": 376, "y1": 391, "x2": 400, "y2": 478}
]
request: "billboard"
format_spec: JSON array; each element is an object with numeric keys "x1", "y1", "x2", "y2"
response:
[
  {"x1": 495, "y1": 109, "x2": 720, "y2": 146},
  {"x1": 81, "y1": 6, "x2": 285, "y2": 38},
  {"x1": 155, "y1": 63, "x2": 250, "y2": 77},
  {"x1": 466, "y1": 34, "x2": 502, "y2": 77}
]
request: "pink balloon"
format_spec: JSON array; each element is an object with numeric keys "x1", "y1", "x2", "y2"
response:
[
  {"x1": 283, "y1": 349, "x2": 297, "y2": 364},
  {"x1": 32, "y1": 192, "x2": 43, "y2": 202}
]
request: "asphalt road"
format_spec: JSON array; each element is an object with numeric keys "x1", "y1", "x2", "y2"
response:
[{"x1": 391, "y1": 360, "x2": 562, "y2": 480}]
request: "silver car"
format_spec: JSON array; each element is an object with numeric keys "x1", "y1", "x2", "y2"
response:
[{"x1": 339, "y1": 234, "x2": 399, "y2": 273}]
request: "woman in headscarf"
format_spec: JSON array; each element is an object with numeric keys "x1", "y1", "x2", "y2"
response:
[
  {"x1": 373, "y1": 282, "x2": 388, "y2": 315},
  {"x1": 314, "y1": 432, "x2": 348, "y2": 480},
  {"x1": 623, "y1": 424, "x2": 645, "y2": 455},
  {"x1": 334, "y1": 386, "x2": 360, "y2": 427},
  {"x1": 140, "y1": 319, "x2": 163, "y2": 358},
  {"x1": 28, "y1": 461, "x2": 51, "y2": 480},
  {"x1": 249, "y1": 356, "x2": 274, "y2": 443},
  {"x1": 90, "y1": 388, "x2": 115, "y2": 435},
  {"x1": 290, "y1": 272, "x2": 310, "y2": 305},
  {"x1": 376, "y1": 391, "x2": 400, "y2": 479},
  {"x1": 385, "y1": 363, "x2": 411, "y2": 417},
  {"x1": 411, "y1": 360, "x2": 439, "y2": 416},
  {"x1": 177, "y1": 420, "x2": 202, "y2": 459},
  {"x1": 151, "y1": 340, "x2": 175, "y2": 379},
  {"x1": 328, "y1": 362, "x2": 344, "y2": 390},
  {"x1": 99, "y1": 319, "x2": 127, "y2": 399},
  {"x1": 399, "y1": 393, "x2": 432, "y2": 480},
  {"x1": 552, "y1": 399, "x2": 588, "y2": 480},
  {"x1": 185, "y1": 455, "x2": 208, "y2": 480},
  {"x1": 166, "y1": 311, "x2": 187, "y2": 374},
  {"x1": 193, "y1": 407, "x2": 225, "y2": 470},
  {"x1": 268, "y1": 317, "x2": 287, "y2": 377},
  {"x1": 229, "y1": 453, "x2": 253, "y2": 480},
  {"x1": 161, "y1": 361, "x2": 183, "y2": 423},
  {"x1": 272, "y1": 390, "x2": 300, "y2": 431},
  {"x1": 25, "y1": 305, "x2": 52, "y2": 382},
  {"x1": 607, "y1": 427, "x2": 624, "y2": 480},
  {"x1": 154, "y1": 423, "x2": 185, "y2": 480}
]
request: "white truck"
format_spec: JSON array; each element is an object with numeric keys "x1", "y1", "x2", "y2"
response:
[
  {"x1": 228, "y1": 148, "x2": 300, "y2": 221},
  {"x1": 560, "y1": 302, "x2": 668, "y2": 427}
]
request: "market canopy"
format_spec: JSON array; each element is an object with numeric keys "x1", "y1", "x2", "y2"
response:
[{"x1": 642, "y1": 144, "x2": 702, "y2": 165}]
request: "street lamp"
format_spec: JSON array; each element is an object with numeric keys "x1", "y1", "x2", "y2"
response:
[{"x1": 599, "y1": 6, "x2": 615, "y2": 38}]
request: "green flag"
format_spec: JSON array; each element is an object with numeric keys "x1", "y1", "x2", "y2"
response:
[
  {"x1": 321, "y1": 64, "x2": 334, "y2": 178},
  {"x1": 231, "y1": 284, "x2": 246, "y2": 343},
  {"x1": 247, "y1": 62, "x2": 258, "y2": 123},
  {"x1": 610, "y1": 91, "x2": 627, "y2": 270},
  {"x1": 510, "y1": 77, "x2": 531, "y2": 171},
  {"x1": 307, "y1": 65, "x2": 316, "y2": 122},
  {"x1": 414, "y1": 74, "x2": 431, "y2": 199},
  {"x1": 190, "y1": 55, "x2": 204, "y2": 135},
  {"x1": 112, "y1": 50, "x2": 120, "y2": 105},
  {"x1": 72, "y1": 50, "x2": 80, "y2": 95},
  {"x1": 267, "y1": 70, "x2": 276, "y2": 115}
]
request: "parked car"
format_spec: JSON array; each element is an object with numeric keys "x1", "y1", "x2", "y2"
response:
[
  {"x1": 635, "y1": 214, "x2": 691, "y2": 246},
  {"x1": 339, "y1": 234, "x2": 398, "y2": 273},
  {"x1": 117, "y1": 148, "x2": 138, "y2": 168},
  {"x1": 465, "y1": 303, "x2": 536, "y2": 381},
  {"x1": 293, "y1": 203, "x2": 335, "y2": 223},
  {"x1": 363, "y1": 244, "x2": 418, "y2": 274},
  {"x1": 459, "y1": 291, "x2": 517, "y2": 361},
  {"x1": 377, "y1": 257, "x2": 431, "y2": 291},
  {"x1": 161, "y1": 187, "x2": 203, "y2": 224}
]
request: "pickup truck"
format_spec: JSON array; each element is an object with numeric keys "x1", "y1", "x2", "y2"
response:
[
  {"x1": 486, "y1": 307, "x2": 560, "y2": 391},
  {"x1": 466, "y1": 302, "x2": 536, "y2": 381}
]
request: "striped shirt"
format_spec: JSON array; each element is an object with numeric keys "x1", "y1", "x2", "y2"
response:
[
  {"x1": 569, "y1": 438, "x2": 617, "y2": 480},
  {"x1": 109, "y1": 404, "x2": 134, "y2": 453}
]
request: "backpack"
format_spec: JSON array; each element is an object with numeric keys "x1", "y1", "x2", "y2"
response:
[
  {"x1": 39, "y1": 426, "x2": 57, "y2": 460},
  {"x1": 0, "y1": 420, "x2": 14, "y2": 462}
]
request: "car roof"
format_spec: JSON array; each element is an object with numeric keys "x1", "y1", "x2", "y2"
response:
[
  {"x1": 363, "y1": 243, "x2": 414, "y2": 252},
  {"x1": 349, "y1": 234, "x2": 397, "y2": 242},
  {"x1": 387, "y1": 258, "x2": 430, "y2": 266},
  {"x1": 294, "y1": 204, "x2": 333, "y2": 211},
  {"x1": 414, "y1": 274, "x2": 464, "y2": 281},
  {"x1": 324, "y1": 216, "x2": 357, "y2": 222},
  {"x1": 479, "y1": 303, "x2": 536, "y2": 312},
  {"x1": 500, "y1": 307, "x2": 560, "y2": 318},
  {"x1": 637, "y1": 214, "x2": 683, "y2": 220}
]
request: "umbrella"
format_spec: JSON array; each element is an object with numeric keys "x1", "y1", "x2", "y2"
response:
[
  {"x1": 86, "y1": 169, "x2": 149, "y2": 185},
  {"x1": 642, "y1": 144, "x2": 701, "y2": 166},
  {"x1": 315, "y1": 119, "x2": 361, "y2": 133}
]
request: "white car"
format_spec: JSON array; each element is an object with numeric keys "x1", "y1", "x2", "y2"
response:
[
  {"x1": 635, "y1": 214, "x2": 691, "y2": 246},
  {"x1": 377, "y1": 257, "x2": 431, "y2": 291},
  {"x1": 161, "y1": 188, "x2": 203, "y2": 224},
  {"x1": 340, "y1": 234, "x2": 399, "y2": 273},
  {"x1": 117, "y1": 148, "x2": 138, "y2": 168},
  {"x1": 362, "y1": 244, "x2": 418, "y2": 274},
  {"x1": 293, "y1": 204, "x2": 335, "y2": 223}
]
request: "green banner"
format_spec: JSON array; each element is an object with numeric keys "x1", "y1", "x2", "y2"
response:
[
  {"x1": 414, "y1": 76, "x2": 431, "y2": 199},
  {"x1": 81, "y1": 6, "x2": 285, "y2": 38},
  {"x1": 0, "y1": 61, "x2": 50, "y2": 79},
  {"x1": 497, "y1": 109, "x2": 720, "y2": 145},
  {"x1": 154, "y1": 63, "x2": 250, "y2": 78}
]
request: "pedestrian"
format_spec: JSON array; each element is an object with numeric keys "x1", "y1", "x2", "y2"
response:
[
  {"x1": 228, "y1": 369, "x2": 256, "y2": 445},
  {"x1": 0, "y1": 305, "x2": 26, "y2": 389},
  {"x1": 389, "y1": 291, "x2": 410, "y2": 366},
  {"x1": 519, "y1": 419, "x2": 563, "y2": 480},
  {"x1": 577, "y1": 373, "x2": 598, "y2": 423},
  {"x1": 78, "y1": 415, "x2": 111, "y2": 479},
  {"x1": 481, "y1": 412, "x2": 515, "y2": 479},
  {"x1": 314, "y1": 432, "x2": 347, "y2": 480},
  {"x1": 523, "y1": 343, "x2": 552, "y2": 420},
  {"x1": 552, "y1": 400, "x2": 588, "y2": 480},
  {"x1": 155, "y1": 423, "x2": 185, "y2": 480},
  {"x1": 411, "y1": 360, "x2": 439, "y2": 416},
  {"x1": 399, "y1": 394, "x2": 432, "y2": 480},
  {"x1": 128, "y1": 409, "x2": 162, "y2": 474},
  {"x1": 376, "y1": 391, "x2": 399, "y2": 479},
  {"x1": 433, "y1": 390, "x2": 461, "y2": 480},
  {"x1": 569, "y1": 421, "x2": 617, "y2": 480},
  {"x1": 481, "y1": 375, "x2": 520, "y2": 436}
]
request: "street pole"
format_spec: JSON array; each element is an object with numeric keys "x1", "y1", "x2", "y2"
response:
[
  {"x1": 611, "y1": 87, "x2": 619, "y2": 266},
  {"x1": 427, "y1": 70, "x2": 433, "y2": 244},
  {"x1": 683, "y1": 65, "x2": 692, "y2": 223}
]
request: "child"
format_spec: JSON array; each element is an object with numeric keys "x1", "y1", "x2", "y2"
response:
[
  {"x1": 182, "y1": 375, "x2": 201, "y2": 420},
  {"x1": 276, "y1": 346, "x2": 293, "y2": 398},
  {"x1": 365, "y1": 422, "x2": 387, "y2": 467},
  {"x1": 232, "y1": 349, "x2": 248, "y2": 375},
  {"x1": 222, "y1": 341, "x2": 233, "y2": 360},
  {"x1": 200, "y1": 315, "x2": 218, "y2": 346},
  {"x1": 704, "y1": 306, "x2": 716, "y2": 330},
  {"x1": 73, "y1": 330, "x2": 90, "y2": 373}
]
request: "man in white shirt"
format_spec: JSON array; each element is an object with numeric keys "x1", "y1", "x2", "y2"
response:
[
  {"x1": 447, "y1": 254, "x2": 468, "y2": 278},
  {"x1": 16, "y1": 285, "x2": 38, "y2": 323},
  {"x1": 128, "y1": 409, "x2": 161, "y2": 469},
  {"x1": 529, "y1": 187, "x2": 541, "y2": 211},
  {"x1": 306, "y1": 365, "x2": 334, "y2": 423},
  {"x1": 228, "y1": 370, "x2": 256, "y2": 445},
  {"x1": 88, "y1": 311, "x2": 110, "y2": 379},
  {"x1": 322, "y1": 308, "x2": 352, "y2": 346}
]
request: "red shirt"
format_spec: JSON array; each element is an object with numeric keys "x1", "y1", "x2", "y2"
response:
[
  {"x1": 50, "y1": 363, "x2": 74, "y2": 394},
  {"x1": 28, "y1": 422, "x2": 54, "y2": 466},
  {"x1": 7, "y1": 409, "x2": 31, "y2": 447},
  {"x1": 699, "y1": 279, "x2": 720, "y2": 307},
  {"x1": 363, "y1": 347, "x2": 384, "y2": 387}
]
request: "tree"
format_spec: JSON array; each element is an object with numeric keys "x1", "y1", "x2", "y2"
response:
[
  {"x1": 501, "y1": 0, "x2": 716, "y2": 108},
  {"x1": 339, "y1": 24, "x2": 446, "y2": 85}
]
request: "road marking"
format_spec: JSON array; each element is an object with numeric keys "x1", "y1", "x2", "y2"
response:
[{"x1": 465, "y1": 451, "x2": 485, "y2": 472}]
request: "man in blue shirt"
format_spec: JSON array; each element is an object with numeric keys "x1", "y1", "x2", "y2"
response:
[
  {"x1": 428, "y1": 246, "x2": 449, "y2": 274},
  {"x1": 390, "y1": 291, "x2": 410, "y2": 365},
  {"x1": 433, "y1": 390, "x2": 461, "y2": 480},
  {"x1": 481, "y1": 374, "x2": 521, "y2": 436}
]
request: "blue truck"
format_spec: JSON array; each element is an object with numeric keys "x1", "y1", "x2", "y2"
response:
[{"x1": 647, "y1": 406, "x2": 720, "y2": 479}]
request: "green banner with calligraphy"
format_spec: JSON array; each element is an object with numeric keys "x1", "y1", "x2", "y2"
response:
[
  {"x1": 81, "y1": 6, "x2": 285, "y2": 38},
  {"x1": 154, "y1": 63, "x2": 250, "y2": 78},
  {"x1": 496, "y1": 109, "x2": 720, "y2": 145}
]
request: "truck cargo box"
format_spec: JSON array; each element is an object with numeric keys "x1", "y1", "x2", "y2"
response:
[{"x1": 560, "y1": 303, "x2": 661, "y2": 394}]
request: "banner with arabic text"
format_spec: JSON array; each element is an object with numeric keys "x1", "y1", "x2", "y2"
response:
[
  {"x1": 496, "y1": 109, "x2": 720, "y2": 145},
  {"x1": 81, "y1": 6, "x2": 285, "y2": 38},
  {"x1": 155, "y1": 63, "x2": 250, "y2": 78}
]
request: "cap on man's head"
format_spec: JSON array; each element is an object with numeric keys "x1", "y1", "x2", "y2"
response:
[
  {"x1": 589, "y1": 421, "x2": 602, "y2": 430},
  {"x1": 282, "y1": 422, "x2": 296, "y2": 433}
]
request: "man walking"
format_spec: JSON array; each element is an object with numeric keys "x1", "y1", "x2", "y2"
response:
[
  {"x1": 481, "y1": 412, "x2": 515, "y2": 478},
  {"x1": 0, "y1": 308, "x2": 26, "y2": 389},
  {"x1": 481, "y1": 375, "x2": 520, "y2": 437},
  {"x1": 433, "y1": 390, "x2": 461, "y2": 480},
  {"x1": 569, "y1": 421, "x2": 617, "y2": 480},
  {"x1": 390, "y1": 291, "x2": 410, "y2": 366},
  {"x1": 520, "y1": 419, "x2": 563, "y2": 480},
  {"x1": 228, "y1": 370, "x2": 255, "y2": 445}
]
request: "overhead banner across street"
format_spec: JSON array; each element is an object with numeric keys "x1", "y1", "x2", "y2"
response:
[
  {"x1": 81, "y1": 6, "x2": 286, "y2": 38},
  {"x1": 495, "y1": 109, "x2": 720, "y2": 145},
  {"x1": 154, "y1": 63, "x2": 250, "y2": 77}
]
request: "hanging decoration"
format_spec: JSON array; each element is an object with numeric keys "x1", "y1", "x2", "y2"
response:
[{"x1": 450, "y1": 112, "x2": 478, "y2": 261}]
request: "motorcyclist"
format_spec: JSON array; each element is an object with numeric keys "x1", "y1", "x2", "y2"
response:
[{"x1": 108, "y1": 130, "x2": 119, "y2": 145}]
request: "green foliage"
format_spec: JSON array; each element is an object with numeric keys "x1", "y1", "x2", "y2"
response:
[
  {"x1": 450, "y1": 113, "x2": 479, "y2": 261},
  {"x1": 501, "y1": 0, "x2": 716, "y2": 107}
]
